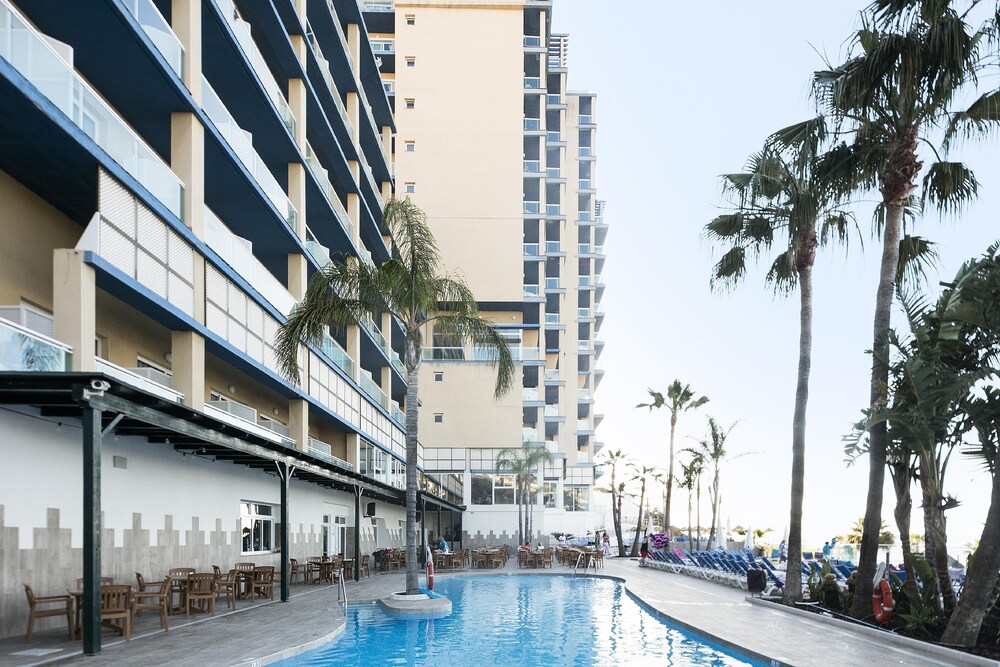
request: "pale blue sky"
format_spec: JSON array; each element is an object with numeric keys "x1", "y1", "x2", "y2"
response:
[{"x1": 555, "y1": 1, "x2": 1000, "y2": 549}]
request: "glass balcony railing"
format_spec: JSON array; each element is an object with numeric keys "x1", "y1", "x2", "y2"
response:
[
  {"x1": 524, "y1": 77, "x2": 542, "y2": 89},
  {"x1": 522, "y1": 428, "x2": 538, "y2": 443},
  {"x1": 202, "y1": 79, "x2": 298, "y2": 233},
  {"x1": 544, "y1": 405, "x2": 559, "y2": 417},
  {"x1": 577, "y1": 308, "x2": 591, "y2": 319},
  {"x1": 547, "y1": 94, "x2": 561, "y2": 105},
  {"x1": 205, "y1": 399, "x2": 295, "y2": 448},
  {"x1": 0, "y1": 1, "x2": 184, "y2": 219},
  {"x1": 577, "y1": 419, "x2": 591, "y2": 432},
  {"x1": 360, "y1": 373, "x2": 391, "y2": 412},
  {"x1": 523, "y1": 284, "x2": 540, "y2": 297},
  {"x1": 579, "y1": 179, "x2": 592, "y2": 189},
  {"x1": 523, "y1": 160, "x2": 541, "y2": 173},
  {"x1": 593, "y1": 244, "x2": 605, "y2": 256},
  {"x1": 579, "y1": 276, "x2": 592, "y2": 287},
  {"x1": 523, "y1": 243, "x2": 540, "y2": 256},
  {"x1": 308, "y1": 437, "x2": 354, "y2": 471},
  {"x1": 544, "y1": 278, "x2": 561, "y2": 290},
  {"x1": 362, "y1": 1, "x2": 394, "y2": 11},
  {"x1": 421, "y1": 347, "x2": 465, "y2": 360},
  {"x1": 212, "y1": 0, "x2": 295, "y2": 134},
  {"x1": 545, "y1": 241, "x2": 561, "y2": 253},
  {"x1": 546, "y1": 131, "x2": 562, "y2": 143},
  {"x1": 545, "y1": 204, "x2": 561, "y2": 215},
  {"x1": 544, "y1": 369, "x2": 559, "y2": 381},
  {"x1": 579, "y1": 114, "x2": 593, "y2": 124},
  {"x1": 544, "y1": 312, "x2": 559, "y2": 324},
  {"x1": 523, "y1": 35, "x2": 542, "y2": 48},
  {"x1": 0, "y1": 316, "x2": 71, "y2": 372},
  {"x1": 122, "y1": 0, "x2": 184, "y2": 77},
  {"x1": 523, "y1": 118, "x2": 541, "y2": 131},
  {"x1": 361, "y1": 314, "x2": 388, "y2": 353},
  {"x1": 577, "y1": 211, "x2": 592, "y2": 221},
  {"x1": 578, "y1": 340, "x2": 592, "y2": 351},
  {"x1": 304, "y1": 225, "x2": 332, "y2": 268},
  {"x1": 305, "y1": 141, "x2": 354, "y2": 239},
  {"x1": 578, "y1": 243, "x2": 592, "y2": 254},
  {"x1": 578, "y1": 388, "x2": 591, "y2": 400},
  {"x1": 523, "y1": 201, "x2": 541, "y2": 214},
  {"x1": 320, "y1": 332, "x2": 355, "y2": 377},
  {"x1": 305, "y1": 23, "x2": 354, "y2": 134},
  {"x1": 523, "y1": 387, "x2": 540, "y2": 401},
  {"x1": 390, "y1": 350, "x2": 405, "y2": 377},
  {"x1": 579, "y1": 146, "x2": 593, "y2": 157},
  {"x1": 203, "y1": 206, "x2": 296, "y2": 317},
  {"x1": 546, "y1": 168, "x2": 561, "y2": 179},
  {"x1": 94, "y1": 358, "x2": 183, "y2": 402}
]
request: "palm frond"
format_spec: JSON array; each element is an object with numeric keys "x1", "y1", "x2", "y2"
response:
[
  {"x1": 944, "y1": 88, "x2": 1000, "y2": 148},
  {"x1": 765, "y1": 249, "x2": 797, "y2": 292},
  {"x1": 921, "y1": 161, "x2": 979, "y2": 216},
  {"x1": 896, "y1": 234, "x2": 939, "y2": 288},
  {"x1": 432, "y1": 313, "x2": 515, "y2": 398},
  {"x1": 709, "y1": 246, "x2": 748, "y2": 292}
]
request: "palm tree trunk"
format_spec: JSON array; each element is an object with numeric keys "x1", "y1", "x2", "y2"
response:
[
  {"x1": 687, "y1": 488, "x2": 694, "y2": 548},
  {"x1": 630, "y1": 483, "x2": 646, "y2": 557},
  {"x1": 517, "y1": 475, "x2": 524, "y2": 547},
  {"x1": 696, "y1": 479, "x2": 702, "y2": 551},
  {"x1": 940, "y1": 443, "x2": 1000, "y2": 646},
  {"x1": 708, "y1": 471, "x2": 720, "y2": 550},
  {"x1": 851, "y1": 200, "x2": 904, "y2": 618},
  {"x1": 614, "y1": 494, "x2": 624, "y2": 556},
  {"x1": 666, "y1": 413, "x2": 677, "y2": 536},
  {"x1": 783, "y1": 251, "x2": 814, "y2": 605},
  {"x1": 404, "y1": 334, "x2": 422, "y2": 595},
  {"x1": 889, "y1": 464, "x2": 917, "y2": 592},
  {"x1": 920, "y1": 467, "x2": 955, "y2": 612}
]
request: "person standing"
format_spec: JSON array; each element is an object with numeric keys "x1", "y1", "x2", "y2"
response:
[
  {"x1": 640, "y1": 535, "x2": 649, "y2": 560},
  {"x1": 602, "y1": 531, "x2": 611, "y2": 556},
  {"x1": 779, "y1": 540, "x2": 788, "y2": 564}
]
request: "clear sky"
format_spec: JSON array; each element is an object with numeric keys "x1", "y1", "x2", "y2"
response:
[{"x1": 553, "y1": 1, "x2": 1000, "y2": 550}]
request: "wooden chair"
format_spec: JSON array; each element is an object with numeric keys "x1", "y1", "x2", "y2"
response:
[
  {"x1": 100, "y1": 584, "x2": 133, "y2": 640},
  {"x1": 360, "y1": 554, "x2": 372, "y2": 578},
  {"x1": 76, "y1": 577, "x2": 114, "y2": 589},
  {"x1": 234, "y1": 562, "x2": 255, "y2": 598},
  {"x1": 133, "y1": 577, "x2": 169, "y2": 631},
  {"x1": 167, "y1": 568, "x2": 195, "y2": 613},
  {"x1": 542, "y1": 548, "x2": 554, "y2": 568},
  {"x1": 23, "y1": 584, "x2": 73, "y2": 642},
  {"x1": 306, "y1": 557, "x2": 323, "y2": 583},
  {"x1": 289, "y1": 558, "x2": 307, "y2": 584},
  {"x1": 184, "y1": 573, "x2": 217, "y2": 617},
  {"x1": 490, "y1": 550, "x2": 506, "y2": 569},
  {"x1": 251, "y1": 566, "x2": 275, "y2": 600},
  {"x1": 472, "y1": 550, "x2": 487, "y2": 569},
  {"x1": 216, "y1": 569, "x2": 239, "y2": 610}
]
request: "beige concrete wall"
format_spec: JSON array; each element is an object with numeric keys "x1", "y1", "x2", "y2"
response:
[
  {"x1": 94, "y1": 292, "x2": 173, "y2": 369},
  {"x1": 205, "y1": 355, "x2": 292, "y2": 425},
  {"x1": 417, "y1": 362, "x2": 521, "y2": 447},
  {"x1": 392, "y1": 2, "x2": 524, "y2": 301},
  {"x1": 0, "y1": 171, "x2": 81, "y2": 310}
]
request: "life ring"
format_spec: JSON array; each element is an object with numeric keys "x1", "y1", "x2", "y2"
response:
[{"x1": 871, "y1": 579, "x2": 893, "y2": 623}]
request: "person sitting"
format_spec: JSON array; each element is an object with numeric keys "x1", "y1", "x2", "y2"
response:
[
  {"x1": 438, "y1": 536, "x2": 449, "y2": 553},
  {"x1": 821, "y1": 573, "x2": 842, "y2": 611}
]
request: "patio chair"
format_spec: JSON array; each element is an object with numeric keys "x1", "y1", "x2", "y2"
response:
[
  {"x1": 23, "y1": 584, "x2": 73, "y2": 642},
  {"x1": 76, "y1": 577, "x2": 114, "y2": 589},
  {"x1": 306, "y1": 557, "x2": 323, "y2": 583},
  {"x1": 252, "y1": 566, "x2": 275, "y2": 600},
  {"x1": 542, "y1": 548, "x2": 555, "y2": 568},
  {"x1": 184, "y1": 573, "x2": 217, "y2": 617},
  {"x1": 490, "y1": 550, "x2": 506, "y2": 569},
  {"x1": 517, "y1": 549, "x2": 528, "y2": 568},
  {"x1": 360, "y1": 554, "x2": 372, "y2": 578},
  {"x1": 289, "y1": 558, "x2": 307, "y2": 584},
  {"x1": 216, "y1": 569, "x2": 239, "y2": 610},
  {"x1": 133, "y1": 577, "x2": 170, "y2": 631},
  {"x1": 100, "y1": 584, "x2": 133, "y2": 640}
]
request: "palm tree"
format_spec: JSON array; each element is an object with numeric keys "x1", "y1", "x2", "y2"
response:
[
  {"x1": 689, "y1": 417, "x2": 739, "y2": 550},
  {"x1": 814, "y1": 4, "x2": 996, "y2": 617},
  {"x1": 496, "y1": 443, "x2": 552, "y2": 548},
  {"x1": 627, "y1": 463, "x2": 657, "y2": 558},
  {"x1": 677, "y1": 456, "x2": 703, "y2": 548},
  {"x1": 596, "y1": 448, "x2": 630, "y2": 556},
  {"x1": 275, "y1": 197, "x2": 515, "y2": 596},
  {"x1": 637, "y1": 382, "x2": 708, "y2": 541},
  {"x1": 706, "y1": 127, "x2": 855, "y2": 602}
]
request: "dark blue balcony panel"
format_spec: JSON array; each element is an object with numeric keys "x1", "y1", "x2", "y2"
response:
[
  {"x1": 361, "y1": 7, "x2": 395, "y2": 34},
  {"x1": 203, "y1": 0, "x2": 299, "y2": 176},
  {"x1": 269, "y1": 0, "x2": 307, "y2": 37},
  {"x1": 305, "y1": 53, "x2": 361, "y2": 165},
  {"x1": 376, "y1": 53, "x2": 395, "y2": 75},
  {"x1": 332, "y1": 0, "x2": 394, "y2": 133},
  {"x1": 11, "y1": 0, "x2": 193, "y2": 164},
  {"x1": 235, "y1": 0, "x2": 306, "y2": 91}
]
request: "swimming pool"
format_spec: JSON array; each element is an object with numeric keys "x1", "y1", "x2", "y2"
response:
[{"x1": 276, "y1": 575, "x2": 766, "y2": 666}]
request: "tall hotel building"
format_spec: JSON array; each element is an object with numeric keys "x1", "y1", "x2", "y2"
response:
[
  {"x1": 0, "y1": 0, "x2": 461, "y2": 643},
  {"x1": 363, "y1": 0, "x2": 606, "y2": 543}
]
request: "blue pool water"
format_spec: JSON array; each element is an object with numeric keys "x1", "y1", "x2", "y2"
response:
[{"x1": 276, "y1": 575, "x2": 766, "y2": 666}]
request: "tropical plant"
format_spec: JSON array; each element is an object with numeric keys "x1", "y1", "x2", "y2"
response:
[
  {"x1": 496, "y1": 442, "x2": 552, "y2": 548},
  {"x1": 687, "y1": 417, "x2": 740, "y2": 550},
  {"x1": 596, "y1": 448, "x2": 630, "y2": 556},
  {"x1": 814, "y1": 3, "x2": 997, "y2": 617},
  {"x1": 637, "y1": 382, "x2": 708, "y2": 538},
  {"x1": 275, "y1": 197, "x2": 514, "y2": 596},
  {"x1": 707, "y1": 122, "x2": 858, "y2": 603},
  {"x1": 677, "y1": 455, "x2": 702, "y2": 548},
  {"x1": 627, "y1": 463, "x2": 657, "y2": 558}
]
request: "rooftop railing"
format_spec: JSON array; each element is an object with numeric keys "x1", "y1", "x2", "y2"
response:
[{"x1": 0, "y1": 0, "x2": 184, "y2": 219}]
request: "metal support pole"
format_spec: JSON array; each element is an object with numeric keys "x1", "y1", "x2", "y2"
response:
[
  {"x1": 82, "y1": 406, "x2": 102, "y2": 655},
  {"x1": 278, "y1": 462, "x2": 291, "y2": 602},
  {"x1": 353, "y1": 486, "x2": 362, "y2": 581}
]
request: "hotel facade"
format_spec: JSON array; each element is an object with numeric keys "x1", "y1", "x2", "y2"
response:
[
  {"x1": 363, "y1": 0, "x2": 606, "y2": 544},
  {"x1": 0, "y1": 0, "x2": 604, "y2": 644}
]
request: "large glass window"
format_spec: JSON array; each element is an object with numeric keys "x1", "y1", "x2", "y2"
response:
[
  {"x1": 543, "y1": 481, "x2": 558, "y2": 508},
  {"x1": 471, "y1": 473, "x2": 516, "y2": 505},
  {"x1": 563, "y1": 487, "x2": 589, "y2": 512},
  {"x1": 241, "y1": 502, "x2": 275, "y2": 554}
]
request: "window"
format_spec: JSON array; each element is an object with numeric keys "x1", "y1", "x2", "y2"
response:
[
  {"x1": 405, "y1": 14, "x2": 415, "y2": 25},
  {"x1": 405, "y1": 57, "x2": 415, "y2": 68},
  {"x1": 404, "y1": 182, "x2": 415, "y2": 193},
  {"x1": 471, "y1": 473, "x2": 516, "y2": 505},
  {"x1": 434, "y1": 372, "x2": 443, "y2": 382},
  {"x1": 563, "y1": 487, "x2": 589, "y2": 512},
  {"x1": 405, "y1": 141, "x2": 415, "y2": 152},
  {"x1": 543, "y1": 481, "x2": 558, "y2": 508},
  {"x1": 433, "y1": 413, "x2": 443, "y2": 423},
  {"x1": 404, "y1": 98, "x2": 415, "y2": 109},
  {"x1": 241, "y1": 502, "x2": 276, "y2": 554},
  {"x1": 383, "y1": 80, "x2": 395, "y2": 94}
]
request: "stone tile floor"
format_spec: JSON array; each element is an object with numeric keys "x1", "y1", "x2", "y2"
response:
[{"x1": 1, "y1": 557, "x2": 990, "y2": 666}]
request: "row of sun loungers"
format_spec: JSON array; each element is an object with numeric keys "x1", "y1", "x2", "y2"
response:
[{"x1": 641, "y1": 548, "x2": 794, "y2": 594}]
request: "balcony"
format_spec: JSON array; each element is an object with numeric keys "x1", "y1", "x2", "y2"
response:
[
  {"x1": 0, "y1": 316, "x2": 71, "y2": 372},
  {"x1": 522, "y1": 387, "x2": 540, "y2": 402},
  {"x1": 545, "y1": 241, "x2": 563, "y2": 255},
  {"x1": 544, "y1": 312, "x2": 560, "y2": 325},
  {"x1": 546, "y1": 131, "x2": 562, "y2": 143},
  {"x1": 545, "y1": 204, "x2": 562, "y2": 216},
  {"x1": 544, "y1": 277, "x2": 561, "y2": 291},
  {"x1": 578, "y1": 276, "x2": 592, "y2": 287},
  {"x1": 579, "y1": 114, "x2": 593, "y2": 125},
  {"x1": 523, "y1": 284, "x2": 540, "y2": 297},
  {"x1": 578, "y1": 243, "x2": 592, "y2": 255},
  {"x1": 359, "y1": 373, "x2": 392, "y2": 413},
  {"x1": 544, "y1": 405, "x2": 560, "y2": 417},
  {"x1": 523, "y1": 35, "x2": 542, "y2": 48},
  {"x1": 578, "y1": 211, "x2": 592, "y2": 221},
  {"x1": 205, "y1": 399, "x2": 296, "y2": 448},
  {"x1": 122, "y1": 0, "x2": 184, "y2": 77},
  {"x1": 305, "y1": 22, "x2": 354, "y2": 133},
  {"x1": 523, "y1": 160, "x2": 542, "y2": 173},
  {"x1": 523, "y1": 118, "x2": 542, "y2": 131},
  {"x1": 523, "y1": 243, "x2": 541, "y2": 257},
  {"x1": 577, "y1": 388, "x2": 591, "y2": 400},
  {"x1": 362, "y1": 1, "x2": 394, "y2": 11},
  {"x1": 522, "y1": 427, "x2": 538, "y2": 444},
  {"x1": 523, "y1": 201, "x2": 541, "y2": 214},
  {"x1": 577, "y1": 419, "x2": 592, "y2": 433},
  {"x1": 577, "y1": 308, "x2": 592, "y2": 319},
  {"x1": 578, "y1": 340, "x2": 592, "y2": 351},
  {"x1": 203, "y1": 207, "x2": 296, "y2": 317},
  {"x1": 320, "y1": 333, "x2": 356, "y2": 378},
  {"x1": 202, "y1": 79, "x2": 298, "y2": 233},
  {"x1": 304, "y1": 225, "x2": 332, "y2": 268},
  {"x1": 94, "y1": 358, "x2": 183, "y2": 403},
  {"x1": 0, "y1": 2, "x2": 183, "y2": 219},
  {"x1": 305, "y1": 142, "x2": 354, "y2": 239},
  {"x1": 421, "y1": 347, "x2": 465, "y2": 360},
  {"x1": 308, "y1": 437, "x2": 354, "y2": 471},
  {"x1": 579, "y1": 147, "x2": 593, "y2": 157},
  {"x1": 211, "y1": 0, "x2": 295, "y2": 134},
  {"x1": 544, "y1": 368, "x2": 560, "y2": 382},
  {"x1": 371, "y1": 39, "x2": 394, "y2": 54},
  {"x1": 390, "y1": 350, "x2": 405, "y2": 377},
  {"x1": 546, "y1": 168, "x2": 562, "y2": 179},
  {"x1": 546, "y1": 94, "x2": 562, "y2": 106},
  {"x1": 579, "y1": 179, "x2": 593, "y2": 190},
  {"x1": 361, "y1": 314, "x2": 389, "y2": 354},
  {"x1": 524, "y1": 77, "x2": 542, "y2": 89}
]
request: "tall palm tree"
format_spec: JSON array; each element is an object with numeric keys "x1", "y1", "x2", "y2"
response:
[
  {"x1": 496, "y1": 442, "x2": 552, "y2": 547},
  {"x1": 814, "y1": 4, "x2": 996, "y2": 617},
  {"x1": 627, "y1": 463, "x2": 657, "y2": 557},
  {"x1": 596, "y1": 448, "x2": 630, "y2": 556},
  {"x1": 677, "y1": 456, "x2": 703, "y2": 548},
  {"x1": 275, "y1": 197, "x2": 514, "y2": 596},
  {"x1": 706, "y1": 127, "x2": 855, "y2": 602},
  {"x1": 637, "y1": 382, "x2": 708, "y2": 541},
  {"x1": 689, "y1": 417, "x2": 739, "y2": 550}
]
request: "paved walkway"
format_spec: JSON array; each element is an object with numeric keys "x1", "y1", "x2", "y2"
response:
[{"x1": 2, "y1": 558, "x2": 992, "y2": 666}]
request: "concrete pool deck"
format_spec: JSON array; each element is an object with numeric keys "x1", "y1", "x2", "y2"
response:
[{"x1": 1, "y1": 557, "x2": 990, "y2": 666}]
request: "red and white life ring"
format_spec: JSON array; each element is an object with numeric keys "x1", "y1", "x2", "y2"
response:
[
  {"x1": 871, "y1": 578, "x2": 894, "y2": 624},
  {"x1": 425, "y1": 546, "x2": 435, "y2": 591}
]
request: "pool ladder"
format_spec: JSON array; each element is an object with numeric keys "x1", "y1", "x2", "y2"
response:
[
  {"x1": 337, "y1": 567, "x2": 347, "y2": 606},
  {"x1": 574, "y1": 552, "x2": 598, "y2": 577}
]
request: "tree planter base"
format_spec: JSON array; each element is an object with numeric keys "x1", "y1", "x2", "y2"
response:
[{"x1": 379, "y1": 591, "x2": 452, "y2": 618}]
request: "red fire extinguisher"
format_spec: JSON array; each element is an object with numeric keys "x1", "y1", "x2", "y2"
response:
[{"x1": 425, "y1": 545, "x2": 434, "y2": 590}]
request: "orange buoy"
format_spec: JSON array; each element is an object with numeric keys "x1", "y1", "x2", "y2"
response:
[{"x1": 871, "y1": 578, "x2": 894, "y2": 624}]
